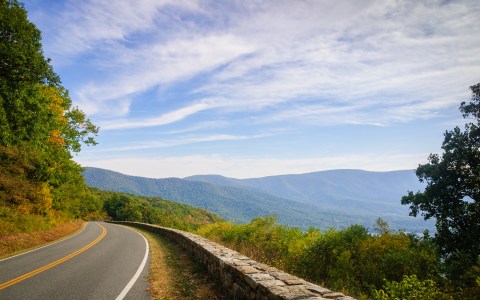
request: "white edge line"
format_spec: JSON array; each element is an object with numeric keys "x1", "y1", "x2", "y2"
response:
[
  {"x1": 0, "y1": 222, "x2": 89, "y2": 262},
  {"x1": 114, "y1": 224, "x2": 150, "y2": 300}
]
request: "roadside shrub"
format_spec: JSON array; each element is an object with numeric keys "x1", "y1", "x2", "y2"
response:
[
  {"x1": 197, "y1": 217, "x2": 441, "y2": 299},
  {"x1": 372, "y1": 275, "x2": 445, "y2": 300}
]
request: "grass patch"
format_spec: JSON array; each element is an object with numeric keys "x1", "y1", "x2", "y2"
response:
[
  {"x1": 0, "y1": 220, "x2": 85, "y2": 259},
  {"x1": 131, "y1": 227, "x2": 226, "y2": 300}
]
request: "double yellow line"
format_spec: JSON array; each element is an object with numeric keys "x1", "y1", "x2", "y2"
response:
[{"x1": 0, "y1": 223, "x2": 107, "y2": 291}]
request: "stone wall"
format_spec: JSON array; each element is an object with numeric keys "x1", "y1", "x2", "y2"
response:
[{"x1": 110, "y1": 221, "x2": 356, "y2": 300}]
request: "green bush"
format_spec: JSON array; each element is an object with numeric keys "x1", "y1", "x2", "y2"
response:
[
  {"x1": 372, "y1": 275, "x2": 444, "y2": 300},
  {"x1": 197, "y1": 217, "x2": 441, "y2": 299},
  {"x1": 103, "y1": 192, "x2": 223, "y2": 231}
]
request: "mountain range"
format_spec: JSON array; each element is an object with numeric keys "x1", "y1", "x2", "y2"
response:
[{"x1": 83, "y1": 167, "x2": 434, "y2": 232}]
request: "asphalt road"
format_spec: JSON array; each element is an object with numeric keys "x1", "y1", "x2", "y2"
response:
[{"x1": 0, "y1": 222, "x2": 150, "y2": 300}]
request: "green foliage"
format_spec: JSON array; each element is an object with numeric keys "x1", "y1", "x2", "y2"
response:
[
  {"x1": 103, "y1": 192, "x2": 223, "y2": 231},
  {"x1": 198, "y1": 217, "x2": 440, "y2": 298},
  {"x1": 402, "y1": 83, "x2": 480, "y2": 284},
  {"x1": 0, "y1": 206, "x2": 57, "y2": 237},
  {"x1": 372, "y1": 275, "x2": 444, "y2": 300},
  {"x1": 0, "y1": 0, "x2": 98, "y2": 227},
  {"x1": 0, "y1": 144, "x2": 51, "y2": 215},
  {"x1": 198, "y1": 216, "x2": 318, "y2": 271},
  {"x1": 1, "y1": 0, "x2": 59, "y2": 146},
  {"x1": 373, "y1": 217, "x2": 392, "y2": 235},
  {"x1": 0, "y1": 1, "x2": 58, "y2": 83}
]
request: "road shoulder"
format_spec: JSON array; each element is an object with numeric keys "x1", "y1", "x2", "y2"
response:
[
  {"x1": 129, "y1": 226, "x2": 226, "y2": 300},
  {"x1": 0, "y1": 220, "x2": 85, "y2": 260}
]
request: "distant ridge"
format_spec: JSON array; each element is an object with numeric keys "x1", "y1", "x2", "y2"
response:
[
  {"x1": 186, "y1": 169, "x2": 426, "y2": 215},
  {"x1": 83, "y1": 167, "x2": 433, "y2": 232}
]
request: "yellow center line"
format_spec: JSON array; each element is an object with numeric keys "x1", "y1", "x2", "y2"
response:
[{"x1": 0, "y1": 222, "x2": 107, "y2": 291}]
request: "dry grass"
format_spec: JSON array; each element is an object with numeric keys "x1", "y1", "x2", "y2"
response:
[
  {"x1": 131, "y1": 227, "x2": 226, "y2": 300},
  {"x1": 0, "y1": 220, "x2": 85, "y2": 259}
]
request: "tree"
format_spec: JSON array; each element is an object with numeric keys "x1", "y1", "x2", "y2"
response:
[
  {"x1": 0, "y1": 1, "x2": 58, "y2": 84},
  {"x1": 0, "y1": 1, "x2": 97, "y2": 151},
  {"x1": 373, "y1": 218, "x2": 393, "y2": 235},
  {"x1": 1, "y1": 0, "x2": 59, "y2": 144},
  {"x1": 402, "y1": 83, "x2": 480, "y2": 278},
  {"x1": 0, "y1": 0, "x2": 98, "y2": 217}
]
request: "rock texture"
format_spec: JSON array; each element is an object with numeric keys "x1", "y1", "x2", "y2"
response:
[{"x1": 110, "y1": 221, "x2": 357, "y2": 300}]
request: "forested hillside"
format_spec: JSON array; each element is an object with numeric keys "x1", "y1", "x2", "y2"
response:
[
  {"x1": 84, "y1": 167, "x2": 434, "y2": 232},
  {"x1": 98, "y1": 189, "x2": 224, "y2": 231},
  {"x1": 84, "y1": 167, "x2": 357, "y2": 228},
  {"x1": 0, "y1": 0, "x2": 98, "y2": 235},
  {"x1": 187, "y1": 169, "x2": 425, "y2": 215}
]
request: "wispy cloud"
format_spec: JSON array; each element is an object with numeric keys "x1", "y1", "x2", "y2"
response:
[
  {"x1": 99, "y1": 102, "x2": 211, "y2": 130},
  {"x1": 162, "y1": 120, "x2": 228, "y2": 135},
  {"x1": 52, "y1": 0, "x2": 200, "y2": 56},
  {"x1": 192, "y1": 0, "x2": 479, "y2": 125},
  {"x1": 92, "y1": 133, "x2": 267, "y2": 153},
  {"x1": 75, "y1": 35, "x2": 254, "y2": 117},
  {"x1": 47, "y1": 0, "x2": 479, "y2": 128}
]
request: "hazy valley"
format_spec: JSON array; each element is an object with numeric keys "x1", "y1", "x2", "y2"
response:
[{"x1": 84, "y1": 167, "x2": 434, "y2": 232}]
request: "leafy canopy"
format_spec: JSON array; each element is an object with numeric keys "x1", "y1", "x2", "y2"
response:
[
  {"x1": 0, "y1": 0, "x2": 98, "y2": 151},
  {"x1": 402, "y1": 83, "x2": 480, "y2": 274},
  {"x1": 0, "y1": 0, "x2": 98, "y2": 218}
]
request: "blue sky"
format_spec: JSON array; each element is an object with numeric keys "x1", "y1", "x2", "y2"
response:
[{"x1": 25, "y1": 0, "x2": 480, "y2": 178}]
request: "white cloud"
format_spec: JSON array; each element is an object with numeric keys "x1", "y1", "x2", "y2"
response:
[
  {"x1": 76, "y1": 34, "x2": 254, "y2": 117},
  {"x1": 193, "y1": 0, "x2": 480, "y2": 125},
  {"x1": 54, "y1": 0, "x2": 200, "y2": 56},
  {"x1": 39, "y1": 0, "x2": 480, "y2": 127},
  {"x1": 99, "y1": 102, "x2": 211, "y2": 130},
  {"x1": 92, "y1": 133, "x2": 263, "y2": 152}
]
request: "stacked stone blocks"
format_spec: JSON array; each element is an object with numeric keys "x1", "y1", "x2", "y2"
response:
[{"x1": 110, "y1": 221, "x2": 356, "y2": 300}]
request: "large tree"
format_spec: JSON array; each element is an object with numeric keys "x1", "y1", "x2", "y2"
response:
[
  {"x1": 0, "y1": 0, "x2": 97, "y2": 150},
  {"x1": 402, "y1": 83, "x2": 480, "y2": 278},
  {"x1": 0, "y1": 0, "x2": 98, "y2": 216}
]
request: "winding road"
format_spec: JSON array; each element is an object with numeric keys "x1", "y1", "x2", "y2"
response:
[{"x1": 0, "y1": 222, "x2": 150, "y2": 300}]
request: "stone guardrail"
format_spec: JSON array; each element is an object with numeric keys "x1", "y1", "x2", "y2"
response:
[{"x1": 109, "y1": 221, "x2": 356, "y2": 300}]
